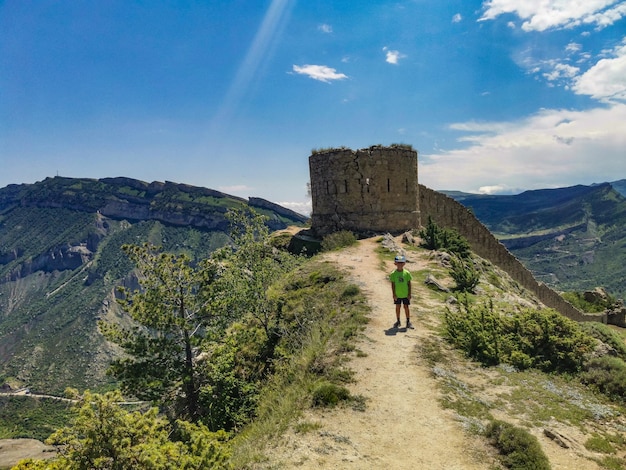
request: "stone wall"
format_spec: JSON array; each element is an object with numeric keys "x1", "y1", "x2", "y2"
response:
[
  {"x1": 309, "y1": 146, "x2": 419, "y2": 236},
  {"x1": 307, "y1": 145, "x2": 605, "y2": 324},
  {"x1": 418, "y1": 185, "x2": 605, "y2": 323}
]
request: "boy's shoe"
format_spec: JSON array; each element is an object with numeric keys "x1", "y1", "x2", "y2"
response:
[
  {"x1": 393, "y1": 320, "x2": 400, "y2": 328},
  {"x1": 406, "y1": 321, "x2": 414, "y2": 329}
]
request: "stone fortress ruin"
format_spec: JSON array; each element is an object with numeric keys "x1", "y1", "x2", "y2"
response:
[
  {"x1": 308, "y1": 145, "x2": 621, "y2": 326},
  {"x1": 309, "y1": 145, "x2": 420, "y2": 236}
]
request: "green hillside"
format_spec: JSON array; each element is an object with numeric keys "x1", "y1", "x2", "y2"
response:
[
  {"x1": 448, "y1": 183, "x2": 626, "y2": 299},
  {"x1": 0, "y1": 177, "x2": 307, "y2": 394}
]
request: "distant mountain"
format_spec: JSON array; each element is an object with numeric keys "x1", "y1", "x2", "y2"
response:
[
  {"x1": 444, "y1": 181, "x2": 626, "y2": 300},
  {"x1": 0, "y1": 176, "x2": 307, "y2": 394},
  {"x1": 608, "y1": 179, "x2": 626, "y2": 198}
]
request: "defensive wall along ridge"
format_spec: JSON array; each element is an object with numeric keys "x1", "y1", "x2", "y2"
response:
[{"x1": 308, "y1": 145, "x2": 606, "y2": 324}]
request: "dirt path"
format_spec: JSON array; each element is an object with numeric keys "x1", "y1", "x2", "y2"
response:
[{"x1": 263, "y1": 236, "x2": 491, "y2": 469}]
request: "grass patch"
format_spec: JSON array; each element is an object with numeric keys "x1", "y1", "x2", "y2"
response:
[
  {"x1": 595, "y1": 455, "x2": 626, "y2": 470},
  {"x1": 585, "y1": 433, "x2": 617, "y2": 454},
  {"x1": 294, "y1": 421, "x2": 322, "y2": 434}
]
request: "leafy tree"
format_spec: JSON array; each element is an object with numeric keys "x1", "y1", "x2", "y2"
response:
[
  {"x1": 195, "y1": 208, "x2": 301, "y2": 430},
  {"x1": 198, "y1": 325, "x2": 262, "y2": 431},
  {"x1": 100, "y1": 244, "x2": 220, "y2": 422},
  {"x1": 13, "y1": 390, "x2": 231, "y2": 470},
  {"x1": 216, "y1": 208, "x2": 300, "y2": 348},
  {"x1": 100, "y1": 208, "x2": 300, "y2": 431}
]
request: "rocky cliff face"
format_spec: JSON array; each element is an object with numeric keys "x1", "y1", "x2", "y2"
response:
[{"x1": 8, "y1": 244, "x2": 92, "y2": 281}]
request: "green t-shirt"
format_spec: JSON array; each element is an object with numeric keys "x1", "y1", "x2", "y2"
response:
[{"x1": 389, "y1": 269, "x2": 412, "y2": 298}]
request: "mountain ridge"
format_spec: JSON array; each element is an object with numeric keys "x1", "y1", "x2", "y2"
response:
[
  {"x1": 0, "y1": 176, "x2": 307, "y2": 230},
  {"x1": 0, "y1": 176, "x2": 307, "y2": 394},
  {"x1": 443, "y1": 181, "x2": 626, "y2": 299}
]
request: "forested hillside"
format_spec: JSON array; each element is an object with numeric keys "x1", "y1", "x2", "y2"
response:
[
  {"x1": 447, "y1": 181, "x2": 626, "y2": 299},
  {"x1": 0, "y1": 177, "x2": 307, "y2": 394}
]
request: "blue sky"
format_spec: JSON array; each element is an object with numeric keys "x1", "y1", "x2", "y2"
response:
[{"x1": 1, "y1": 0, "x2": 625, "y2": 214}]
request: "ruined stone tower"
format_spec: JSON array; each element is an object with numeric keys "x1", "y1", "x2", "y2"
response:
[{"x1": 308, "y1": 145, "x2": 420, "y2": 236}]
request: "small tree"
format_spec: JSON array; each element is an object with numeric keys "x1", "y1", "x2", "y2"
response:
[
  {"x1": 217, "y1": 208, "x2": 300, "y2": 347},
  {"x1": 449, "y1": 255, "x2": 480, "y2": 292},
  {"x1": 13, "y1": 390, "x2": 231, "y2": 470},
  {"x1": 197, "y1": 208, "x2": 301, "y2": 430},
  {"x1": 419, "y1": 216, "x2": 442, "y2": 251},
  {"x1": 100, "y1": 244, "x2": 220, "y2": 422},
  {"x1": 419, "y1": 216, "x2": 471, "y2": 258}
]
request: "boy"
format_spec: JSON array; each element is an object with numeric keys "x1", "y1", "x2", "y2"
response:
[{"x1": 389, "y1": 254, "x2": 413, "y2": 329}]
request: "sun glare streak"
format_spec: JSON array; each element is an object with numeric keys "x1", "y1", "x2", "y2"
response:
[{"x1": 208, "y1": 0, "x2": 293, "y2": 137}]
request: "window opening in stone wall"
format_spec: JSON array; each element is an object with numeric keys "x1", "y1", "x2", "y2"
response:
[
  {"x1": 325, "y1": 181, "x2": 329, "y2": 195},
  {"x1": 387, "y1": 178, "x2": 390, "y2": 192},
  {"x1": 405, "y1": 179, "x2": 409, "y2": 193},
  {"x1": 344, "y1": 180, "x2": 348, "y2": 193}
]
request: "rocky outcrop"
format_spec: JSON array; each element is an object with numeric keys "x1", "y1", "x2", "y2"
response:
[{"x1": 8, "y1": 244, "x2": 93, "y2": 281}]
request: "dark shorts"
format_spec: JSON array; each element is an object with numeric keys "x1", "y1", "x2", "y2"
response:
[{"x1": 394, "y1": 298, "x2": 410, "y2": 305}]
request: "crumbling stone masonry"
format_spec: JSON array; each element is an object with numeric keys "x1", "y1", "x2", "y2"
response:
[{"x1": 309, "y1": 145, "x2": 419, "y2": 236}]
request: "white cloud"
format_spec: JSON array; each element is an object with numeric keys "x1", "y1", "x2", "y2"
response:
[
  {"x1": 565, "y1": 42, "x2": 582, "y2": 53},
  {"x1": 318, "y1": 23, "x2": 332, "y2": 33},
  {"x1": 514, "y1": 38, "x2": 626, "y2": 98},
  {"x1": 479, "y1": 0, "x2": 626, "y2": 31},
  {"x1": 278, "y1": 200, "x2": 311, "y2": 216},
  {"x1": 292, "y1": 64, "x2": 348, "y2": 83},
  {"x1": 572, "y1": 41, "x2": 626, "y2": 102},
  {"x1": 452, "y1": 13, "x2": 462, "y2": 23},
  {"x1": 218, "y1": 184, "x2": 254, "y2": 194},
  {"x1": 420, "y1": 103, "x2": 626, "y2": 192},
  {"x1": 478, "y1": 184, "x2": 512, "y2": 194},
  {"x1": 383, "y1": 47, "x2": 406, "y2": 64},
  {"x1": 584, "y1": 2, "x2": 626, "y2": 29},
  {"x1": 543, "y1": 62, "x2": 580, "y2": 81}
]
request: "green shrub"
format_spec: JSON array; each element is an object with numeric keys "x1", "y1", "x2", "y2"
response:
[
  {"x1": 580, "y1": 322, "x2": 626, "y2": 362},
  {"x1": 321, "y1": 230, "x2": 357, "y2": 251},
  {"x1": 311, "y1": 381, "x2": 351, "y2": 407},
  {"x1": 580, "y1": 356, "x2": 626, "y2": 401},
  {"x1": 341, "y1": 284, "x2": 361, "y2": 298},
  {"x1": 419, "y1": 216, "x2": 471, "y2": 258},
  {"x1": 449, "y1": 255, "x2": 480, "y2": 292},
  {"x1": 444, "y1": 297, "x2": 503, "y2": 366},
  {"x1": 504, "y1": 309, "x2": 595, "y2": 373},
  {"x1": 485, "y1": 420, "x2": 551, "y2": 470},
  {"x1": 444, "y1": 300, "x2": 595, "y2": 373}
]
